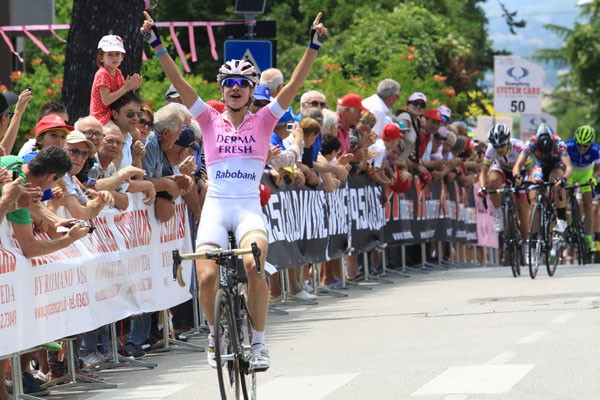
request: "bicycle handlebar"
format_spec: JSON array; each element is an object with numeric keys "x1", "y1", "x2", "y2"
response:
[{"x1": 172, "y1": 243, "x2": 264, "y2": 287}]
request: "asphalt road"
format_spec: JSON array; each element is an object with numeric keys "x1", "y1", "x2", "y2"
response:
[{"x1": 45, "y1": 262, "x2": 600, "y2": 400}]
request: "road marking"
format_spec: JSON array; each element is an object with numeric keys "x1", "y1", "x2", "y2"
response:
[
  {"x1": 577, "y1": 297, "x2": 599, "y2": 306},
  {"x1": 517, "y1": 331, "x2": 548, "y2": 344},
  {"x1": 260, "y1": 373, "x2": 360, "y2": 400},
  {"x1": 486, "y1": 352, "x2": 517, "y2": 365},
  {"x1": 411, "y1": 365, "x2": 535, "y2": 395},
  {"x1": 551, "y1": 313, "x2": 575, "y2": 324},
  {"x1": 443, "y1": 395, "x2": 469, "y2": 400},
  {"x1": 87, "y1": 384, "x2": 189, "y2": 399}
]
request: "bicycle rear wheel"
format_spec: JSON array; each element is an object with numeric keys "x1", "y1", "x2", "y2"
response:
[
  {"x1": 215, "y1": 289, "x2": 242, "y2": 400},
  {"x1": 505, "y1": 206, "x2": 521, "y2": 277},
  {"x1": 237, "y1": 284, "x2": 256, "y2": 400},
  {"x1": 528, "y1": 203, "x2": 544, "y2": 279}
]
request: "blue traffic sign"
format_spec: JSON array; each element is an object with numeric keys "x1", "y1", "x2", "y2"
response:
[{"x1": 224, "y1": 40, "x2": 272, "y2": 74}]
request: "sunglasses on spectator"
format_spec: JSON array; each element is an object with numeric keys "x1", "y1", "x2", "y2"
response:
[
  {"x1": 221, "y1": 78, "x2": 252, "y2": 88},
  {"x1": 104, "y1": 138, "x2": 124, "y2": 147},
  {"x1": 410, "y1": 101, "x2": 426, "y2": 108},
  {"x1": 303, "y1": 100, "x2": 327, "y2": 109},
  {"x1": 139, "y1": 118, "x2": 153, "y2": 128},
  {"x1": 83, "y1": 129, "x2": 104, "y2": 139},
  {"x1": 126, "y1": 110, "x2": 144, "y2": 119},
  {"x1": 252, "y1": 100, "x2": 269, "y2": 109},
  {"x1": 66, "y1": 148, "x2": 89, "y2": 159},
  {"x1": 3, "y1": 111, "x2": 14, "y2": 118}
]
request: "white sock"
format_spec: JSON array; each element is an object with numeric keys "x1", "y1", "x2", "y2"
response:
[
  {"x1": 252, "y1": 330, "x2": 265, "y2": 345},
  {"x1": 209, "y1": 325, "x2": 215, "y2": 336},
  {"x1": 496, "y1": 209, "x2": 502, "y2": 218}
]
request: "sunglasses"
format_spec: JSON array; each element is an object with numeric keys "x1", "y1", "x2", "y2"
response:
[
  {"x1": 66, "y1": 148, "x2": 89, "y2": 159},
  {"x1": 252, "y1": 100, "x2": 269, "y2": 109},
  {"x1": 221, "y1": 77, "x2": 252, "y2": 88},
  {"x1": 576, "y1": 143, "x2": 590, "y2": 148},
  {"x1": 303, "y1": 100, "x2": 327, "y2": 109},
  {"x1": 4, "y1": 111, "x2": 14, "y2": 118},
  {"x1": 410, "y1": 101, "x2": 426, "y2": 108},
  {"x1": 492, "y1": 143, "x2": 507, "y2": 149},
  {"x1": 83, "y1": 129, "x2": 104, "y2": 139},
  {"x1": 126, "y1": 110, "x2": 144, "y2": 119},
  {"x1": 139, "y1": 118, "x2": 153, "y2": 128},
  {"x1": 104, "y1": 138, "x2": 124, "y2": 147}
]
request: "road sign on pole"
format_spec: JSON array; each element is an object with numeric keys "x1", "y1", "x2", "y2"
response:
[
  {"x1": 224, "y1": 40, "x2": 272, "y2": 74},
  {"x1": 494, "y1": 56, "x2": 544, "y2": 115}
]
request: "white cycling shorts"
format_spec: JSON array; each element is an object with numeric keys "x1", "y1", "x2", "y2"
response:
[{"x1": 195, "y1": 196, "x2": 267, "y2": 251}]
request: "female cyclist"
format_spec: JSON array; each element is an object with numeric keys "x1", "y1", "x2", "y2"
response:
[{"x1": 141, "y1": 11, "x2": 327, "y2": 371}]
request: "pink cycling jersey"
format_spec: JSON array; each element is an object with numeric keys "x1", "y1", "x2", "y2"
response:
[{"x1": 189, "y1": 97, "x2": 284, "y2": 198}]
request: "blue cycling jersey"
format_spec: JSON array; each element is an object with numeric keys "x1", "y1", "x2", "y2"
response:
[{"x1": 565, "y1": 139, "x2": 600, "y2": 170}]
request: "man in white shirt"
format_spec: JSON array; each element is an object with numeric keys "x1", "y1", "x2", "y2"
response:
[{"x1": 362, "y1": 79, "x2": 401, "y2": 137}]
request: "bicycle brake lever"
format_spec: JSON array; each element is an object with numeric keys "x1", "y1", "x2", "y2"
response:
[{"x1": 250, "y1": 242, "x2": 264, "y2": 279}]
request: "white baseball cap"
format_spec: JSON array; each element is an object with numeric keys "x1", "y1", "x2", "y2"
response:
[{"x1": 98, "y1": 35, "x2": 126, "y2": 53}]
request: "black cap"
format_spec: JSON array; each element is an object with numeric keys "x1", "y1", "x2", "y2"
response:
[{"x1": 0, "y1": 91, "x2": 18, "y2": 114}]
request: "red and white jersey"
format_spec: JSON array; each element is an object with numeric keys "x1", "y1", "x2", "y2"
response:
[{"x1": 483, "y1": 138, "x2": 530, "y2": 171}]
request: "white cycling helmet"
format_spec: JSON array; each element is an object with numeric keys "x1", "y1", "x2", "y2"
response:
[
  {"x1": 487, "y1": 123, "x2": 511, "y2": 147},
  {"x1": 217, "y1": 59, "x2": 259, "y2": 86}
]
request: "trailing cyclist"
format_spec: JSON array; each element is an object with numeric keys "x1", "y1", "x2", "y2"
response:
[
  {"x1": 478, "y1": 123, "x2": 532, "y2": 254},
  {"x1": 513, "y1": 123, "x2": 572, "y2": 234},
  {"x1": 565, "y1": 125, "x2": 600, "y2": 251}
]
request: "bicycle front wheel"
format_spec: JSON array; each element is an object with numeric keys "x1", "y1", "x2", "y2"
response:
[
  {"x1": 237, "y1": 284, "x2": 256, "y2": 400},
  {"x1": 528, "y1": 202, "x2": 544, "y2": 279},
  {"x1": 547, "y1": 233, "x2": 561, "y2": 276},
  {"x1": 215, "y1": 289, "x2": 242, "y2": 400},
  {"x1": 505, "y1": 206, "x2": 521, "y2": 277},
  {"x1": 570, "y1": 201, "x2": 587, "y2": 265}
]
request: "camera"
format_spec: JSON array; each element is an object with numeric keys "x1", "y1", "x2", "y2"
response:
[
  {"x1": 67, "y1": 220, "x2": 95, "y2": 233},
  {"x1": 286, "y1": 122, "x2": 297, "y2": 131}
]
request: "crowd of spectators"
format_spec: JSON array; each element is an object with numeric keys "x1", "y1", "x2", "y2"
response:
[{"x1": 0, "y1": 29, "x2": 497, "y2": 398}]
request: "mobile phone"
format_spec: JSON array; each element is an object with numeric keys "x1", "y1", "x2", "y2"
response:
[
  {"x1": 286, "y1": 122, "x2": 296, "y2": 131},
  {"x1": 27, "y1": 87, "x2": 32, "y2": 92},
  {"x1": 12, "y1": 171, "x2": 18, "y2": 181}
]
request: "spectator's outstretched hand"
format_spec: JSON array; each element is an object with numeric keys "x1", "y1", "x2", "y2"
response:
[
  {"x1": 0, "y1": 167, "x2": 10, "y2": 187},
  {"x1": 66, "y1": 222, "x2": 90, "y2": 241},
  {"x1": 15, "y1": 88, "x2": 33, "y2": 114},
  {"x1": 17, "y1": 184, "x2": 42, "y2": 208},
  {"x1": 174, "y1": 174, "x2": 194, "y2": 195},
  {"x1": 178, "y1": 155, "x2": 197, "y2": 176},
  {"x1": 2, "y1": 177, "x2": 23, "y2": 203}
]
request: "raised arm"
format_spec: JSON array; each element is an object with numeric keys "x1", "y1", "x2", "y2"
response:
[
  {"x1": 276, "y1": 13, "x2": 327, "y2": 110},
  {"x1": 140, "y1": 11, "x2": 199, "y2": 109}
]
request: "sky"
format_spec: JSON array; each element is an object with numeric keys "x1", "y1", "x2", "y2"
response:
[{"x1": 482, "y1": 0, "x2": 583, "y2": 89}]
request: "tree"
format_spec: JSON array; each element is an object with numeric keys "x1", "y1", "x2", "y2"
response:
[
  {"x1": 62, "y1": 0, "x2": 145, "y2": 122},
  {"x1": 533, "y1": 1, "x2": 600, "y2": 133}
]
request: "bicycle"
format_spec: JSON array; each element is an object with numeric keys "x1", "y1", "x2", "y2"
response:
[
  {"x1": 523, "y1": 181, "x2": 563, "y2": 279},
  {"x1": 173, "y1": 234, "x2": 263, "y2": 400},
  {"x1": 482, "y1": 182, "x2": 524, "y2": 278},
  {"x1": 563, "y1": 180, "x2": 594, "y2": 266}
]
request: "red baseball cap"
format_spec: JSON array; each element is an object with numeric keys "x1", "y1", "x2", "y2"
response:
[
  {"x1": 391, "y1": 171, "x2": 412, "y2": 193},
  {"x1": 423, "y1": 109, "x2": 442, "y2": 121},
  {"x1": 338, "y1": 93, "x2": 367, "y2": 111},
  {"x1": 259, "y1": 184, "x2": 271, "y2": 207},
  {"x1": 35, "y1": 114, "x2": 74, "y2": 137},
  {"x1": 206, "y1": 99, "x2": 226, "y2": 114},
  {"x1": 382, "y1": 123, "x2": 404, "y2": 140}
]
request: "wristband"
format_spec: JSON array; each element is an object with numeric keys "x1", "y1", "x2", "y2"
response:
[{"x1": 155, "y1": 48, "x2": 167, "y2": 58}]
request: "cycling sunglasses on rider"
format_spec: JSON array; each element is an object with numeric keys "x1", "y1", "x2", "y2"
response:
[{"x1": 221, "y1": 78, "x2": 253, "y2": 88}]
